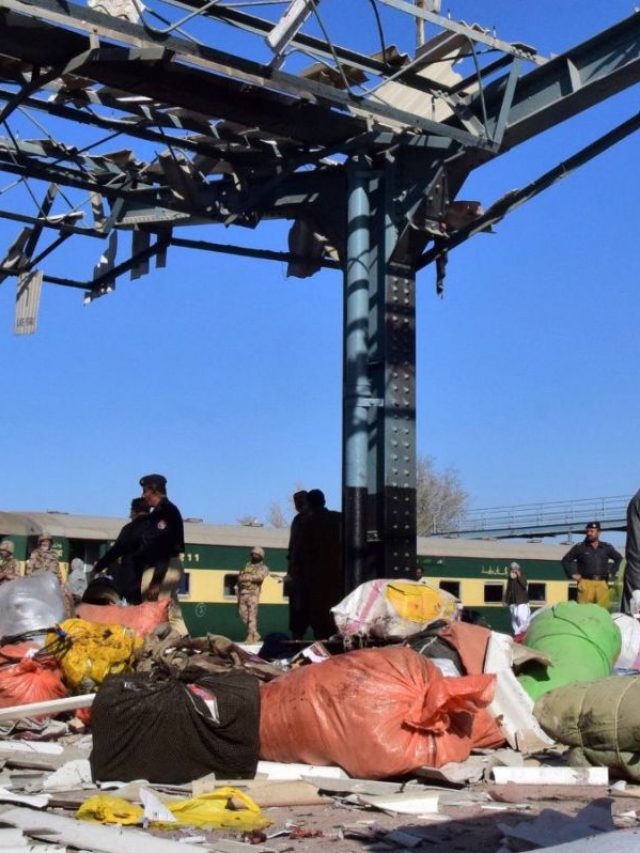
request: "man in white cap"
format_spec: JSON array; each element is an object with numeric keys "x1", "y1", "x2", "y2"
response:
[
  {"x1": 0, "y1": 540, "x2": 19, "y2": 585},
  {"x1": 503, "y1": 561, "x2": 530, "y2": 636},
  {"x1": 236, "y1": 546, "x2": 269, "y2": 644}
]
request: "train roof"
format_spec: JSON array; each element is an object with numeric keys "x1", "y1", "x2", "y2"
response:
[
  {"x1": 0, "y1": 510, "x2": 569, "y2": 559},
  {"x1": 418, "y1": 536, "x2": 568, "y2": 560},
  {"x1": 0, "y1": 511, "x2": 292, "y2": 547}
]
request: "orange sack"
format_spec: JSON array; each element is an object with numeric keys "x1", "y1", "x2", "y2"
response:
[
  {"x1": 75, "y1": 600, "x2": 170, "y2": 637},
  {"x1": 259, "y1": 646, "x2": 500, "y2": 779},
  {"x1": 0, "y1": 643, "x2": 67, "y2": 710}
]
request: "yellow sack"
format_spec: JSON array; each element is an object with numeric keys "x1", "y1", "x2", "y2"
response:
[
  {"x1": 77, "y1": 795, "x2": 142, "y2": 825},
  {"x1": 385, "y1": 580, "x2": 457, "y2": 623},
  {"x1": 166, "y1": 788, "x2": 271, "y2": 830},
  {"x1": 47, "y1": 619, "x2": 143, "y2": 692},
  {"x1": 77, "y1": 789, "x2": 271, "y2": 832}
]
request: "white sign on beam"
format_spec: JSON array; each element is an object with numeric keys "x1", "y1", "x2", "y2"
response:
[{"x1": 14, "y1": 270, "x2": 43, "y2": 336}]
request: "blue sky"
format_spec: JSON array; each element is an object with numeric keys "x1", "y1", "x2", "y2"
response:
[{"x1": 1, "y1": 1, "x2": 639, "y2": 523}]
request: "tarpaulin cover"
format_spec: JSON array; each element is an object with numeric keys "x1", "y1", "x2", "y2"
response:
[
  {"x1": 47, "y1": 619, "x2": 142, "y2": 692},
  {"x1": 90, "y1": 670, "x2": 260, "y2": 784},
  {"x1": 612, "y1": 614, "x2": 640, "y2": 671},
  {"x1": 75, "y1": 599, "x2": 170, "y2": 637},
  {"x1": 0, "y1": 643, "x2": 67, "y2": 710},
  {"x1": 518, "y1": 602, "x2": 620, "y2": 702},
  {"x1": 259, "y1": 646, "x2": 501, "y2": 779},
  {"x1": 534, "y1": 675, "x2": 640, "y2": 781},
  {"x1": 0, "y1": 574, "x2": 65, "y2": 640}
]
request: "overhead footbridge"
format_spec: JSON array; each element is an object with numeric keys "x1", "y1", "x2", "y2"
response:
[{"x1": 436, "y1": 496, "x2": 629, "y2": 540}]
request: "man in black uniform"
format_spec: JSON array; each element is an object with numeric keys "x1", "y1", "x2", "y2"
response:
[
  {"x1": 138, "y1": 473, "x2": 188, "y2": 634},
  {"x1": 622, "y1": 489, "x2": 640, "y2": 615},
  {"x1": 561, "y1": 521, "x2": 622, "y2": 608},
  {"x1": 293, "y1": 489, "x2": 344, "y2": 639},
  {"x1": 93, "y1": 498, "x2": 150, "y2": 603}
]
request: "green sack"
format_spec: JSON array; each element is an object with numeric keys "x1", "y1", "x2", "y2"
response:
[
  {"x1": 568, "y1": 745, "x2": 640, "y2": 783},
  {"x1": 517, "y1": 602, "x2": 620, "y2": 702},
  {"x1": 535, "y1": 675, "x2": 640, "y2": 782}
]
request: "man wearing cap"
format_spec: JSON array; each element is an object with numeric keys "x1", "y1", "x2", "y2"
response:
[
  {"x1": 26, "y1": 533, "x2": 63, "y2": 584},
  {"x1": 93, "y1": 497, "x2": 150, "y2": 604},
  {"x1": 236, "y1": 546, "x2": 269, "y2": 644},
  {"x1": 138, "y1": 474, "x2": 187, "y2": 633},
  {"x1": 561, "y1": 522, "x2": 622, "y2": 608},
  {"x1": 0, "y1": 540, "x2": 19, "y2": 585},
  {"x1": 504, "y1": 561, "x2": 530, "y2": 635}
]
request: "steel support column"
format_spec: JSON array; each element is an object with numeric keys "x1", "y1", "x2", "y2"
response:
[
  {"x1": 367, "y1": 156, "x2": 418, "y2": 580},
  {"x1": 367, "y1": 263, "x2": 417, "y2": 580},
  {"x1": 342, "y1": 161, "x2": 418, "y2": 587},
  {"x1": 343, "y1": 159, "x2": 372, "y2": 592}
]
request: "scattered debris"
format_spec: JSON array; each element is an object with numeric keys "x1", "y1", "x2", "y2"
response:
[{"x1": 492, "y1": 766, "x2": 609, "y2": 785}]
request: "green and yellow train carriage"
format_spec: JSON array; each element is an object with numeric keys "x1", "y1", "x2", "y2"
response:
[{"x1": 0, "y1": 510, "x2": 575, "y2": 639}]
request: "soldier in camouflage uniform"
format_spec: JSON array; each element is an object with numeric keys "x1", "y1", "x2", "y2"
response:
[
  {"x1": 0, "y1": 540, "x2": 19, "y2": 585},
  {"x1": 26, "y1": 533, "x2": 63, "y2": 584},
  {"x1": 237, "y1": 546, "x2": 269, "y2": 644}
]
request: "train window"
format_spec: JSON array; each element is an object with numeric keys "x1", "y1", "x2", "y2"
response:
[
  {"x1": 528, "y1": 582, "x2": 547, "y2": 602},
  {"x1": 483, "y1": 583, "x2": 504, "y2": 603},
  {"x1": 177, "y1": 572, "x2": 191, "y2": 599},
  {"x1": 568, "y1": 585, "x2": 578, "y2": 601},
  {"x1": 223, "y1": 573, "x2": 239, "y2": 597},
  {"x1": 439, "y1": 580, "x2": 460, "y2": 598},
  {"x1": 69, "y1": 540, "x2": 102, "y2": 565}
]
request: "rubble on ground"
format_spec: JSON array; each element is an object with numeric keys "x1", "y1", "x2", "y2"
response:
[{"x1": 0, "y1": 584, "x2": 637, "y2": 852}]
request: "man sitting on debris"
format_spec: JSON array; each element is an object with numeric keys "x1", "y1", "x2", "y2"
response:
[
  {"x1": 561, "y1": 521, "x2": 622, "y2": 608},
  {"x1": 0, "y1": 540, "x2": 19, "y2": 584},
  {"x1": 26, "y1": 533, "x2": 63, "y2": 584},
  {"x1": 237, "y1": 546, "x2": 270, "y2": 644}
]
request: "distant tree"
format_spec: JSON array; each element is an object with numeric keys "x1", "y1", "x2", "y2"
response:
[
  {"x1": 237, "y1": 515, "x2": 264, "y2": 527},
  {"x1": 416, "y1": 455, "x2": 468, "y2": 535},
  {"x1": 267, "y1": 501, "x2": 289, "y2": 529}
]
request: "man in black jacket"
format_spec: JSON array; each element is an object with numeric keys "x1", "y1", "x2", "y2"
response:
[
  {"x1": 138, "y1": 473, "x2": 187, "y2": 634},
  {"x1": 561, "y1": 521, "x2": 622, "y2": 608},
  {"x1": 93, "y1": 498, "x2": 150, "y2": 603}
]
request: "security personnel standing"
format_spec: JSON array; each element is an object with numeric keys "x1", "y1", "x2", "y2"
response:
[
  {"x1": 0, "y1": 540, "x2": 19, "y2": 584},
  {"x1": 138, "y1": 473, "x2": 188, "y2": 634},
  {"x1": 237, "y1": 546, "x2": 269, "y2": 644},
  {"x1": 561, "y1": 521, "x2": 622, "y2": 608}
]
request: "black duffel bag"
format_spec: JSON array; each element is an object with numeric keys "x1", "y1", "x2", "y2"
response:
[{"x1": 90, "y1": 669, "x2": 260, "y2": 783}]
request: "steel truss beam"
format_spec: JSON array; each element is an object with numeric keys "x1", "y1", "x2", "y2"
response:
[{"x1": 0, "y1": 0, "x2": 493, "y2": 148}]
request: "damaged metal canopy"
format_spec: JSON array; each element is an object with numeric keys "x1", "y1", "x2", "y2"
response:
[{"x1": 0, "y1": 0, "x2": 637, "y2": 305}]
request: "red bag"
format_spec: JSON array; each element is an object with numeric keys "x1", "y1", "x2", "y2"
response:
[
  {"x1": 75, "y1": 600, "x2": 170, "y2": 637},
  {"x1": 0, "y1": 643, "x2": 67, "y2": 711},
  {"x1": 438, "y1": 622, "x2": 492, "y2": 675},
  {"x1": 260, "y1": 646, "x2": 501, "y2": 779}
]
